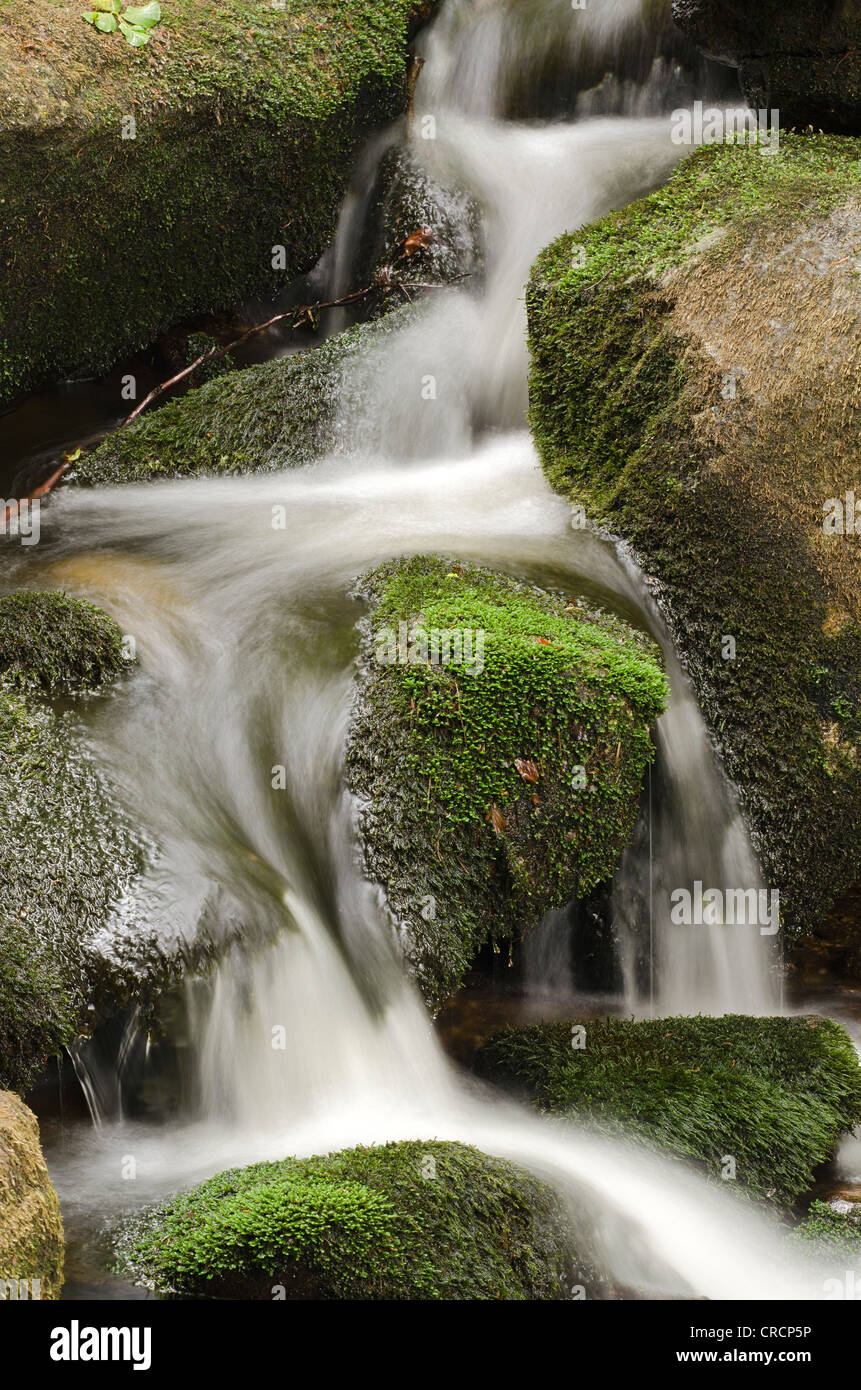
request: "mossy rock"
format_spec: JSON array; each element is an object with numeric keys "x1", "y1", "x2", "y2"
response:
[
  {"x1": 0, "y1": 0, "x2": 438, "y2": 406},
  {"x1": 0, "y1": 1092, "x2": 63, "y2": 1299},
  {"x1": 791, "y1": 1199, "x2": 861, "y2": 1258},
  {"x1": 349, "y1": 143, "x2": 485, "y2": 314},
  {"x1": 346, "y1": 556, "x2": 667, "y2": 1011},
  {"x1": 0, "y1": 590, "x2": 130, "y2": 693},
  {"x1": 118, "y1": 1139, "x2": 580, "y2": 1299},
  {"x1": 475, "y1": 1014, "x2": 861, "y2": 1205},
  {"x1": 527, "y1": 132, "x2": 861, "y2": 946},
  {"x1": 0, "y1": 591, "x2": 155, "y2": 1093},
  {"x1": 75, "y1": 304, "x2": 420, "y2": 483}
]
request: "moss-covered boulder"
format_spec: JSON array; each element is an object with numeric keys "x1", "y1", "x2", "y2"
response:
[
  {"x1": 0, "y1": 592, "x2": 152, "y2": 1093},
  {"x1": 346, "y1": 556, "x2": 667, "y2": 1010},
  {"x1": 527, "y1": 133, "x2": 861, "y2": 947},
  {"x1": 0, "y1": 0, "x2": 437, "y2": 406},
  {"x1": 0, "y1": 590, "x2": 129, "y2": 693},
  {"x1": 119, "y1": 1139, "x2": 578, "y2": 1299},
  {"x1": 75, "y1": 305, "x2": 419, "y2": 484},
  {"x1": 0, "y1": 1091, "x2": 63, "y2": 1299},
  {"x1": 475, "y1": 1014, "x2": 861, "y2": 1205}
]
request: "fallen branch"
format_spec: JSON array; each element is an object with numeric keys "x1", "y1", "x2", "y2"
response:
[
  {"x1": 3, "y1": 461, "x2": 69, "y2": 523},
  {"x1": 120, "y1": 261, "x2": 470, "y2": 430}
]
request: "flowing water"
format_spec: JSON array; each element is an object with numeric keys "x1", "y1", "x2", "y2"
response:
[{"x1": 5, "y1": 0, "x2": 849, "y2": 1299}]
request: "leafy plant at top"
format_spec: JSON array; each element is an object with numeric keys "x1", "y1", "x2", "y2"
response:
[{"x1": 82, "y1": 0, "x2": 162, "y2": 46}]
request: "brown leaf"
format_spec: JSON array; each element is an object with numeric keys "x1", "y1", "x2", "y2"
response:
[
  {"x1": 402, "y1": 226, "x2": 434, "y2": 257},
  {"x1": 488, "y1": 803, "x2": 508, "y2": 834},
  {"x1": 514, "y1": 758, "x2": 540, "y2": 784}
]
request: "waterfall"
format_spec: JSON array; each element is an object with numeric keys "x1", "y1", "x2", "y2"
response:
[{"x1": 31, "y1": 0, "x2": 816, "y2": 1298}]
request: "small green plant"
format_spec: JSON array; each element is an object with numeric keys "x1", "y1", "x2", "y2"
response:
[{"x1": 82, "y1": 1, "x2": 161, "y2": 47}]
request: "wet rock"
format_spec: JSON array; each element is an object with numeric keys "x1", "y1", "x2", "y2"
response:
[
  {"x1": 0, "y1": 590, "x2": 130, "y2": 694},
  {"x1": 0, "y1": 593, "x2": 162, "y2": 1094},
  {"x1": 0, "y1": 1091, "x2": 63, "y2": 1299},
  {"x1": 672, "y1": 0, "x2": 861, "y2": 133},
  {"x1": 528, "y1": 133, "x2": 861, "y2": 948},
  {"x1": 790, "y1": 881, "x2": 861, "y2": 987},
  {"x1": 75, "y1": 305, "x2": 422, "y2": 484},
  {"x1": 350, "y1": 144, "x2": 485, "y2": 316},
  {"x1": 346, "y1": 555, "x2": 667, "y2": 1011}
]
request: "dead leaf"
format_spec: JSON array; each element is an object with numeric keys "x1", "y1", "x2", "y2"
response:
[
  {"x1": 514, "y1": 758, "x2": 540, "y2": 784},
  {"x1": 488, "y1": 803, "x2": 508, "y2": 834},
  {"x1": 402, "y1": 227, "x2": 434, "y2": 257}
]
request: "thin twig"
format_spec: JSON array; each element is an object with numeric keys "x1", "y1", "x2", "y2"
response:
[{"x1": 119, "y1": 271, "x2": 471, "y2": 430}]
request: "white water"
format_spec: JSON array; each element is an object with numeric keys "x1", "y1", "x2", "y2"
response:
[{"x1": 31, "y1": 0, "x2": 826, "y2": 1298}]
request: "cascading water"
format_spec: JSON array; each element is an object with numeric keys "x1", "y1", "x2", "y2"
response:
[{"x1": 22, "y1": 0, "x2": 834, "y2": 1298}]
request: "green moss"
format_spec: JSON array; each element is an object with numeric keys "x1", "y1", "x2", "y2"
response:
[
  {"x1": 0, "y1": 0, "x2": 437, "y2": 405},
  {"x1": 527, "y1": 133, "x2": 861, "y2": 941},
  {"x1": 792, "y1": 1200, "x2": 861, "y2": 1256},
  {"x1": 0, "y1": 589, "x2": 151, "y2": 1091},
  {"x1": 475, "y1": 1014, "x2": 861, "y2": 1205},
  {"x1": 347, "y1": 556, "x2": 666, "y2": 1009},
  {"x1": 0, "y1": 591, "x2": 130, "y2": 693},
  {"x1": 119, "y1": 1139, "x2": 577, "y2": 1299},
  {"x1": 0, "y1": 686, "x2": 152, "y2": 1092},
  {"x1": 76, "y1": 305, "x2": 418, "y2": 483},
  {"x1": 538, "y1": 134, "x2": 861, "y2": 303}
]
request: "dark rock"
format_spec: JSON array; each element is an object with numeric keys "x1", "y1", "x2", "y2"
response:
[{"x1": 672, "y1": 0, "x2": 861, "y2": 132}]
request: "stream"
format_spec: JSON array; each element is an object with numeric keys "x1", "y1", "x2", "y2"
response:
[{"x1": 2, "y1": 0, "x2": 859, "y2": 1302}]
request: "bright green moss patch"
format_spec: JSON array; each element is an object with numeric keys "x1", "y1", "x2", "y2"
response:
[
  {"x1": 0, "y1": 591, "x2": 130, "y2": 693},
  {"x1": 475, "y1": 1015, "x2": 861, "y2": 1205},
  {"x1": 0, "y1": 0, "x2": 435, "y2": 405},
  {"x1": 347, "y1": 556, "x2": 666, "y2": 1010},
  {"x1": 119, "y1": 1140, "x2": 577, "y2": 1299},
  {"x1": 527, "y1": 134, "x2": 861, "y2": 942}
]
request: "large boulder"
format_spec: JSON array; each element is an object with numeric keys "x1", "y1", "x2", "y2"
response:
[
  {"x1": 0, "y1": 0, "x2": 437, "y2": 407},
  {"x1": 475, "y1": 1014, "x2": 861, "y2": 1205},
  {"x1": 118, "y1": 1139, "x2": 580, "y2": 1299},
  {"x1": 672, "y1": 0, "x2": 861, "y2": 133},
  {"x1": 0, "y1": 1092, "x2": 63, "y2": 1300},
  {"x1": 346, "y1": 556, "x2": 667, "y2": 1011},
  {"x1": 527, "y1": 133, "x2": 861, "y2": 950}
]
